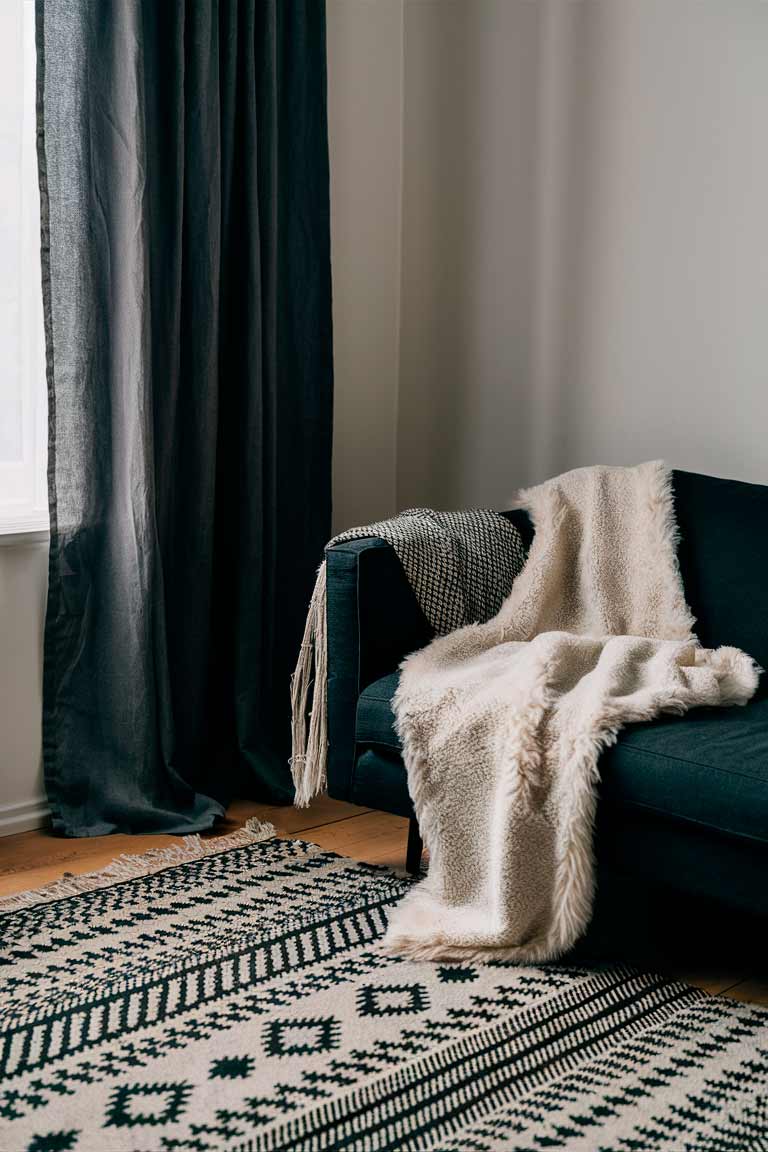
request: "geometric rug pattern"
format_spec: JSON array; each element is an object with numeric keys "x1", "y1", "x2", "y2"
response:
[{"x1": 1, "y1": 831, "x2": 767, "y2": 1151}]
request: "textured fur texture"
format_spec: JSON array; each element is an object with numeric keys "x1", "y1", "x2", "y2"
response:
[{"x1": 385, "y1": 462, "x2": 760, "y2": 963}]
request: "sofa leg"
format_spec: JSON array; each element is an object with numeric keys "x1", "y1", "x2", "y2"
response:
[{"x1": 406, "y1": 818, "x2": 423, "y2": 876}]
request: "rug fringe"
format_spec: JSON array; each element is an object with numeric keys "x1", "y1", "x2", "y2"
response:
[{"x1": 0, "y1": 816, "x2": 276, "y2": 914}]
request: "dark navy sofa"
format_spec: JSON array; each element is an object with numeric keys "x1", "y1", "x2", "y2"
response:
[{"x1": 324, "y1": 470, "x2": 768, "y2": 915}]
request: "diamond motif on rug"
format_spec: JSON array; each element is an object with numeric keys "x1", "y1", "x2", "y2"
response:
[
  {"x1": 104, "y1": 1081, "x2": 192, "y2": 1128},
  {"x1": 357, "y1": 982, "x2": 429, "y2": 1017},
  {"x1": 264, "y1": 1017, "x2": 340, "y2": 1057}
]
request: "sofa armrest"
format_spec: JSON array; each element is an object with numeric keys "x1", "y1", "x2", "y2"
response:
[
  {"x1": 325, "y1": 538, "x2": 434, "y2": 802},
  {"x1": 324, "y1": 508, "x2": 533, "y2": 804}
]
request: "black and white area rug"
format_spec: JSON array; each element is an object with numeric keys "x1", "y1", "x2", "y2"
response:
[{"x1": 1, "y1": 828, "x2": 766, "y2": 1151}]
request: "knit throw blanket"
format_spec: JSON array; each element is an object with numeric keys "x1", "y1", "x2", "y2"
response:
[
  {"x1": 290, "y1": 508, "x2": 527, "y2": 805},
  {"x1": 384, "y1": 462, "x2": 760, "y2": 963}
]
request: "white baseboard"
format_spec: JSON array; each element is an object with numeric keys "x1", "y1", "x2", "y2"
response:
[{"x1": 0, "y1": 797, "x2": 50, "y2": 836}]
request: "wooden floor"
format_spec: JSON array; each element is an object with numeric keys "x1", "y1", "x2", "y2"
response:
[{"x1": 1, "y1": 796, "x2": 766, "y2": 1006}]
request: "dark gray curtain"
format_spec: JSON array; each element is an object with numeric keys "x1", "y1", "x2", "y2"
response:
[{"x1": 36, "y1": 0, "x2": 333, "y2": 836}]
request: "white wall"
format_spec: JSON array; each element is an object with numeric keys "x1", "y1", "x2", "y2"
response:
[
  {"x1": 397, "y1": 0, "x2": 542, "y2": 510},
  {"x1": 0, "y1": 537, "x2": 48, "y2": 834},
  {"x1": 547, "y1": 0, "x2": 768, "y2": 486},
  {"x1": 396, "y1": 0, "x2": 768, "y2": 505},
  {"x1": 327, "y1": 0, "x2": 403, "y2": 531}
]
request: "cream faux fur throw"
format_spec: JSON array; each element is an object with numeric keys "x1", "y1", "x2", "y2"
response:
[{"x1": 385, "y1": 461, "x2": 760, "y2": 963}]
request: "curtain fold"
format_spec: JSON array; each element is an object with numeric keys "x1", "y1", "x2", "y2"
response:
[{"x1": 36, "y1": 0, "x2": 333, "y2": 836}]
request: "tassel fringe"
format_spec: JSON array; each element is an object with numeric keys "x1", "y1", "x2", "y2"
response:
[
  {"x1": 290, "y1": 561, "x2": 329, "y2": 807},
  {"x1": 0, "y1": 816, "x2": 276, "y2": 914}
]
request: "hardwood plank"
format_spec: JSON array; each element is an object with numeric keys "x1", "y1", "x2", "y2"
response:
[
  {"x1": 665, "y1": 969, "x2": 749, "y2": 997},
  {"x1": 214, "y1": 796, "x2": 371, "y2": 836},
  {"x1": 303, "y1": 811, "x2": 410, "y2": 871},
  {"x1": 717, "y1": 978, "x2": 768, "y2": 1006},
  {"x1": 0, "y1": 796, "x2": 371, "y2": 899},
  {"x1": 0, "y1": 833, "x2": 182, "y2": 897}
]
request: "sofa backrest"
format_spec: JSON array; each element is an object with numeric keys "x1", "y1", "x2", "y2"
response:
[
  {"x1": 504, "y1": 469, "x2": 768, "y2": 673},
  {"x1": 672, "y1": 469, "x2": 768, "y2": 673}
]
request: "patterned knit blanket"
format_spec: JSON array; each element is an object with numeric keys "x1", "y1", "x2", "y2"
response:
[
  {"x1": 385, "y1": 462, "x2": 760, "y2": 963},
  {"x1": 290, "y1": 508, "x2": 526, "y2": 805}
]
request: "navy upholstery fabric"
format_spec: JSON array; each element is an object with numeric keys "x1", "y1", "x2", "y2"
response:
[
  {"x1": 602, "y1": 696, "x2": 768, "y2": 845},
  {"x1": 595, "y1": 807, "x2": 768, "y2": 916},
  {"x1": 324, "y1": 475, "x2": 768, "y2": 915},
  {"x1": 351, "y1": 749, "x2": 412, "y2": 819},
  {"x1": 356, "y1": 673, "x2": 400, "y2": 749},
  {"x1": 673, "y1": 470, "x2": 768, "y2": 670},
  {"x1": 325, "y1": 540, "x2": 432, "y2": 803}
]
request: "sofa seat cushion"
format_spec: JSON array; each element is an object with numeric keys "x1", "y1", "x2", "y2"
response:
[
  {"x1": 600, "y1": 692, "x2": 768, "y2": 845},
  {"x1": 355, "y1": 673, "x2": 768, "y2": 845}
]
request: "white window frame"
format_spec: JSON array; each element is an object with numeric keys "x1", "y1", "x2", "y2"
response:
[{"x1": 0, "y1": 0, "x2": 49, "y2": 542}]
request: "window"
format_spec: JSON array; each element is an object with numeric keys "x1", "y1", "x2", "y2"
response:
[{"x1": 0, "y1": 0, "x2": 48, "y2": 535}]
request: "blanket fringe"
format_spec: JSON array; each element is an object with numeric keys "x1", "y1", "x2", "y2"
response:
[
  {"x1": 0, "y1": 816, "x2": 276, "y2": 914},
  {"x1": 290, "y1": 561, "x2": 328, "y2": 806}
]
